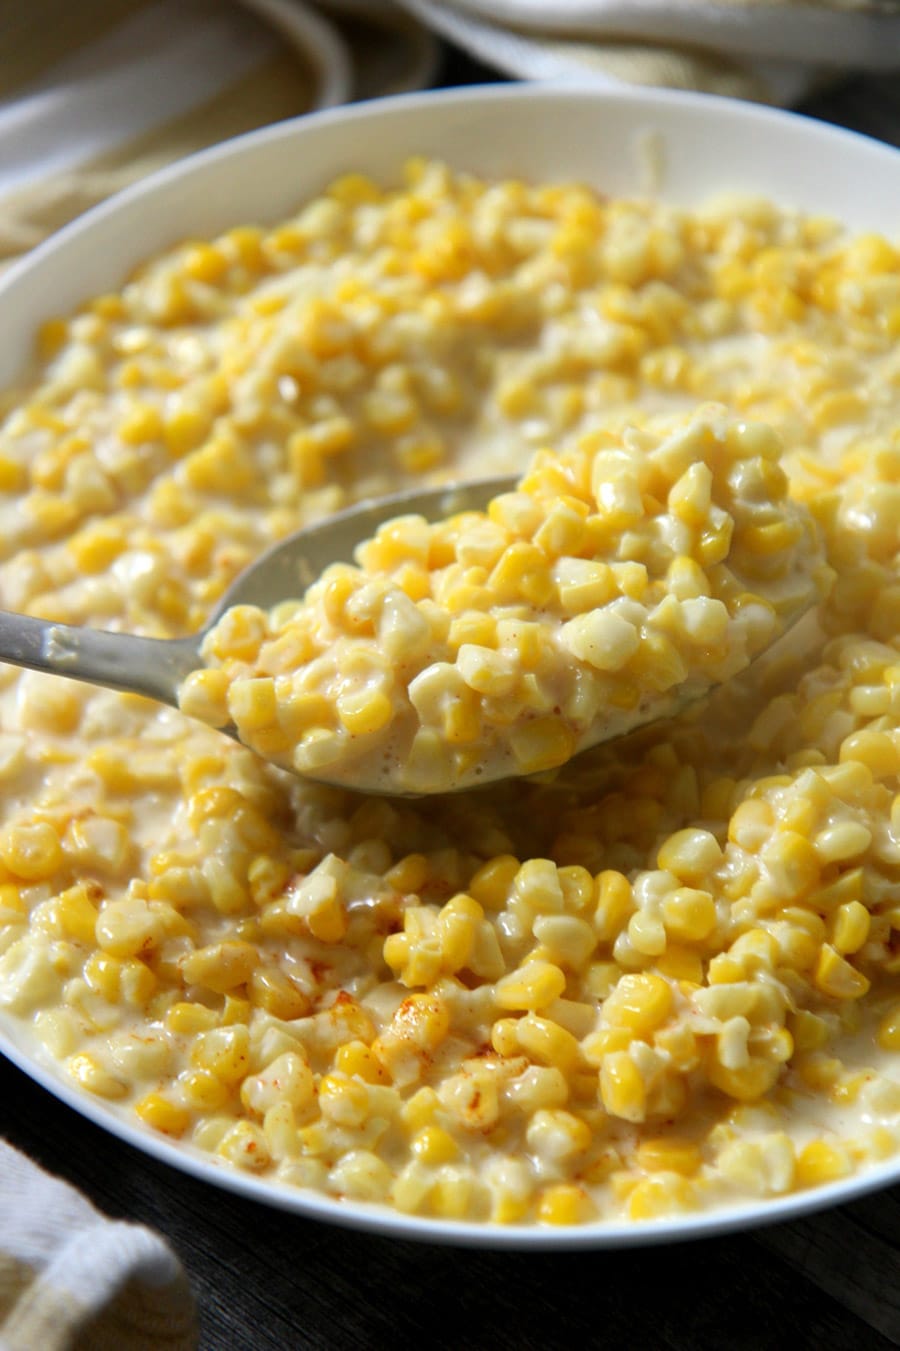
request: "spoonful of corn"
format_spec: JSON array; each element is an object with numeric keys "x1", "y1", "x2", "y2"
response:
[{"x1": 0, "y1": 406, "x2": 829, "y2": 795}]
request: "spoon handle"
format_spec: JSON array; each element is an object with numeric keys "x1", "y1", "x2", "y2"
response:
[{"x1": 0, "y1": 610, "x2": 199, "y2": 706}]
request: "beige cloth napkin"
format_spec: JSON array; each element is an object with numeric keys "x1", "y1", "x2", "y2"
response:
[
  {"x1": 0, "y1": 0, "x2": 435, "y2": 265},
  {"x1": 396, "y1": 0, "x2": 900, "y2": 105},
  {"x1": 0, "y1": 1140, "x2": 196, "y2": 1351}
]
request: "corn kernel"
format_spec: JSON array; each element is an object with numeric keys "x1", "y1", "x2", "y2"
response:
[
  {"x1": 600, "y1": 1052, "x2": 646, "y2": 1122},
  {"x1": 795, "y1": 1139, "x2": 851, "y2": 1188},
  {"x1": 814, "y1": 944, "x2": 870, "y2": 1000},
  {"x1": 537, "y1": 1184, "x2": 595, "y2": 1226},
  {"x1": 495, "y1": 961, "x2": 567, "y2": 1012},
  {"x1": 135, "y1": 1093, "x2": 191, "y2": 1137}
]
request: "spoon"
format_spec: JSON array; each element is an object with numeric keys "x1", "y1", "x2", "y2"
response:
[{"x1": 0, "y1": 474, "x2": 816, "y2": 794}]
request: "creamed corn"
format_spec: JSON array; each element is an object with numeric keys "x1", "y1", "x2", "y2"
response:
[
  {"x1": 0, "y1": 160, "x2": 898, "y2": 1228},
  {"x1": 184, "y1": 407, "x2": 828, "y2": 791}
]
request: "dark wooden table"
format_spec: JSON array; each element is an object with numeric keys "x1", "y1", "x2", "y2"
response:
[{"x1": 4, "y1": 52, "x2": 900, "y2": 1351}]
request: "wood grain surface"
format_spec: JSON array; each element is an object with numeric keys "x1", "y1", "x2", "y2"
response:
[{"x1": 3, "y1": 53, "x2": 900, "y2": 1351}]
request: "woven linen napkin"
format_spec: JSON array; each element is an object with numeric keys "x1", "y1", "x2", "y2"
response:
[
  {"x1": 0, "y1": 1139, "x2": 196, "y2": 1351},
  {"x1": 0, "y1": 0, "x2": 434, "y2": 266},
  {"x1": 396, "y1": 0, "x2": 900, "y2": 105}
]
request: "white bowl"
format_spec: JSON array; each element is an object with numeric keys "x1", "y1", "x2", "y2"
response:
[{"x1": 1, "y1": 84, "x2": 899, "y2": 1248}]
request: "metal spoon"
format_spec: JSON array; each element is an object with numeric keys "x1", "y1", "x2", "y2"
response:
[{"x1": 0, "y1": 474, "x2": 816, "y2": 794}]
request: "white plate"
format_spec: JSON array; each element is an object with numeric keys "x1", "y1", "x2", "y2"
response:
[{"x1": 1, "y1": 84, "x2": 899, "y2": 1247}]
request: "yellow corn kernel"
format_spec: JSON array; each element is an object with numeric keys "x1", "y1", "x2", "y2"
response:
[
  {"x1": 384, "y1": 853, "x2": 429, "y2": 894},
  {"x1": 336, "y1": 688, "x2": 393, "y2": 737},
  {"x1": 134, "y1": 1092, "x2": 191, "y2": 1137},
  {"x1": 28, "y1": 493, "x2": 80, "y2": 539},
  {"x1": 594, "y1": 871, "x2": 633, "y2": 942},
  {"x1": 656, "y1": 821, "x2": 718, "y2": 886},
  {"x1": 636, "y1": 1139, "x2": 701, "y2": 1176},
  {"x1": 490, "y1": 1018, "x2": 522, "y2": 1058},
  {"x1": 249, "y1": 968, "x2": 311, "y2": 1021},
  {"x1": 706, "y1": 954, "x2": 746, "y2": 985},
  {"x1": 794, "y1": 1139, "x2": 852, "y2": 1188},
  {"x1": 400, "y1": 1087, "x2": 439, "y2": 1134},
  {"x1": 495, "y1": 961, "x2": 566, "y2": 1012},
  {"x1": 603, "y1": 972, "x2": 673, "y2": 1035},
  {"x1": 830, "y1": 1071, "x2": 873, "y2": 1106},
  {"x1": 709, "y1": 1057, "x2": 780, "y2": 1102},
  {"x1": 812, "y1": 390, "x2": 864, "y2": 431},
  {"x1": 119, "y1": 403, "x2": 162, "y2": 445},
  {"x1": 436, "y1": 893, "x2": 483, "y2": 971},
  {"x1": 222, "y1": 994, "x2": 252, "y2": 1026},
  {"x1": 469, "y1": 855, "x2": 519, "y2": 911},
  {"x1": 52, "y1": 883, "x2": 101, "y2": 945},
  {"x1": 516, "y1": 1013, "x2": 582, "y2": 1073},
  {"x1": 177, "y1": 1069, "x2": 231, "y2": 1111},
  {"x1": 0, "y1": 454, "x2": 26, "y2": 492},
  {"x1": 217, "y1": 1120, "x2": 271, "y2": 1172},
  {"x1": 37, "y1": 316, "x2": 68, "y2": 358},
  {"x1": 165, "y1": 1001, "x2": 219, "y2": 1035},
  {"x1": 600, "y1": 1052, "x2": 646, "y2": 1122},
  {"x1": 0, "y1": 821, "x2": 64, "y2": 881},
  {"x1": 657, "y1": 946, "x2": 704, "y2": 984},
  {"x1": 191, "y1": 1025, "x2": 251, "y2": 1084},
  {"x1": 67, "y1": 1053, "x2": 127, "y2": 1100},
  {"x1": 728, "y1": 798, "x2": 775, "y2": 851},
  {"x1": 819, "y1": 761, "x2": 873, "y2": 797},
  {"x1": 182, "y1": 941, "x2": 258, "y2": 993},
  {"x1": 335, "y1": 1041, "x2": 390, "y2": 1085},
  {"x1": 0, "y1": 883, "x2": 25, "y2": 923},
  {"x1": 815, "y1": 820, "x2": 873, "y2": 866},
  {"x1": 429, "y1": 1170, "x2": 474, "y2": 1220},
  {"x1": 306, "y1": 896, "x2": 348, "y2": 945},
  {"x1": 831, "y1": 900, "x2": 870, "y2": 955},
  {"x1": 221, "y1": 224, "x2": 263, "y2": 268},
  {"x1": 508, "y1": 717, "x2": 576, "y2": 775},
  {"x1": 411, "y1": 1126, "x2": 459, "y2": 1165},
  {"x1": 561, "y1": 609, "x2": 639, "y2": 673},
  {"x1": 840, "y1": 729, "x2": 900, "y2": 779},
  {"x1": 69, "y1": 521, "x2": 127, "y2": 573},
  {"x1": 387, "y1": 993, "x2": 451, "y2": 1052},
  {"x1": 662, "y1": 887, "x2": 716, "y2": 943},
  {"x1": 537, "y1": 1184, "x2": 595, "y2": 1226},
  {"x1": 582, "y1": 1026, "x2": 632, "y2": 1062},
  {"x1": 627, "y1": 1175, "x2": 691, "y2": 1221},
  {"x1": 318, "y1": 1073, "x2": 370, "y2": 1127},
  {"x1": 532, "y1": 914, "x2": 596, "y2": 969},
  {"x1": 763, "y1": 831, "x2": 821, "y2": 900},
  {"x1": 84, "y1": 951, "x2": 156, "y2": 1006},
  {"x1": 163, "y1": 404, "x2": 211, "y2": 457},
  {"x1": 814, "y1": 944, "x2": 870, "y2": 1000},
  {"x1": 808, "y1": 868, "x2": 864, "y2": 912},
  {"x1": 183, "y1": 241, "x2": 229, "y2": 282},
  {"x1": 227, "y1": 678, "x2": 277, "y2": 734},
  {"x1": 247, "y1": 856, "x2": 293, "y2": 905}
]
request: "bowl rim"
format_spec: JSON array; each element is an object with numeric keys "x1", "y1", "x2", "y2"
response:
[
  {"x1": 1, "y1": 80, "x2": 899, "y2": 1249},
  {"x1": 6, "y1": 1009, "x2": 900, "y2": 1249},
  {"x1": 2, "y1": 79, "x2": 899, "y2": 307}
]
